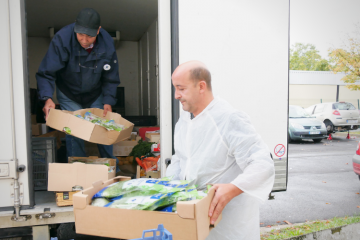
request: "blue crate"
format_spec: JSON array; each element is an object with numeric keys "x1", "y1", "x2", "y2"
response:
[{"x1": 131, "y1": 224, "x2": 172, "y2": 240}]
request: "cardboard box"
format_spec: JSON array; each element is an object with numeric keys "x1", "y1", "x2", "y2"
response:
[
  {"x1": 145, "y1": 132, "x2": 160, "y2": 143},
  {"x1": 46, "y1": 108, "x2": 134, "y2": 145},
  {"x1": 32, "y1": 124, "x2": 42, "y2": 136},
  {"x1": 37, "y1": 130, "x2": 65, "y2": 150},
  {"x1": 138, "y1": 127, "x2": 160, "y2": 140},
  {"x1": 48, "y1": 158, "x2": 116, "y2": 192},
  {"x1": 56, "y1": 191, "x2": 79, "y2": 207},
  {"x1": 142, "y1": 171, "x2": 161, "y2": 178},
  {"x1": 73, "y1": 177, "x2": 221, "y2": 240},
  {"x1": 113, "y1": 136, "x2": 141, "y2": 156},
  {"x1": 31, "y1": 114, "x2": 37, "y2": 125}
]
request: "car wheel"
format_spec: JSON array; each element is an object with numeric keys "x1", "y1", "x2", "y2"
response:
[
  {"x1": 313, "y1": 139, "x2": 322, "y2": 143},
  {"x1": 324, "y1": 120, "x2": 334, "y2": 134}
]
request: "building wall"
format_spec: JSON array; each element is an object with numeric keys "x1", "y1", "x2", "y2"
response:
[
  {"x1": 290, "y1": 85, "x2": 360, "y2": 109},
  {"x1": 27, "y1": 37, "x2": 140, "y2": 115}
]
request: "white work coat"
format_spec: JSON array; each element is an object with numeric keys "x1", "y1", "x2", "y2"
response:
[{"x1": 166, "y1": 97, "x2": 275, "y2": 240}]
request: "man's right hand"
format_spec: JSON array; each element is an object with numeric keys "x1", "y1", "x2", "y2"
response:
[{"x1": 43, "y1": 98, "x2": 55, "y2": 120}]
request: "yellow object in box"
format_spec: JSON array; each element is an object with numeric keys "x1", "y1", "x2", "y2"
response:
[{"x1": 56, "y1": 191, "x2": 79, "y2": 207}]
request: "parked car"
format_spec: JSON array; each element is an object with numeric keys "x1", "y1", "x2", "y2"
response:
[
  {"x1": 288, "y1": 105, "x2": 328, "y2": 143},
  {"x1": 352, "y1": 141, "x2": 360, "y2": 181},
  {"x1": 305, "y1": 102, "x2": 360, "y2": 134}
]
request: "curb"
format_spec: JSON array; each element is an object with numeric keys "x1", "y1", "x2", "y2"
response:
[
  {"x1": 261, "y1": 222, "x2": 360, "y2": 240},
  {"x1": 333, "y1": 132, "x2": 360, "y2": 137}
]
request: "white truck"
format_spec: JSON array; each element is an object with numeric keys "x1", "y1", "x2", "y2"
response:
[{"x1": 0, "y1": 0, "x2": 289, "y2": 238}]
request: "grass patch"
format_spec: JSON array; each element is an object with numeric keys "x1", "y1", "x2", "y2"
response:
[{"x1": 261, "y1": 216, "x2": 360, "y2": 240}]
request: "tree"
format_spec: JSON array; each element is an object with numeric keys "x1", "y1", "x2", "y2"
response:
[
  {"x1": 329, "y1": 38, "x2": 360, "y2": 91},
  {"x1": 290, "y1": 43, "x2": 330, "y2": 71}
]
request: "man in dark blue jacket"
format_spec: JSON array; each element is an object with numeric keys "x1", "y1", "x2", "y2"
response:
[{"x1": 36, "y1": 8, "x2": 120, "y2": 172}]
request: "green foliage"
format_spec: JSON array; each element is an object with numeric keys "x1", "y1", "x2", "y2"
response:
[
  {"x1": 261, "y1": 216, "x2": 360, "y2": 240},
  {"x1": 129, "y1": 139, "x2": 155, "y2": 159},
  {"x1": 290, "y1": 43, "x2": 330, "y2": 71},
  {"x1": 329, "y1": 38, "x2": 360, "y2": 91}
]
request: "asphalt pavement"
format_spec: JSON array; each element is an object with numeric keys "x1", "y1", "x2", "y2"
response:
[{"x1": 260, "y1": 134, "x2": 360, "y2": 227}]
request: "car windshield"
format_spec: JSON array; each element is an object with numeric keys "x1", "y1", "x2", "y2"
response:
[
  {"x1": 332, "y1": 102, "x2": 356, "y2": 110},
  {"x1": 289, "y1": 106, "x2": 311, "y2": 118}
]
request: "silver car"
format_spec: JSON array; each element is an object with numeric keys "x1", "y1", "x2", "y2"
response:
[
  {"x1": 305, "y1": 102, "x2": 360, "y2": 134},
  {"x1": 288, "y1": 105, "x2": 328, "y2": 143}
]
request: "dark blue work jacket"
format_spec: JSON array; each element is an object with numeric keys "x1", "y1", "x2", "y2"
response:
[{"x1": 36, "y1": 23, "x2": 120, "y2": 107}]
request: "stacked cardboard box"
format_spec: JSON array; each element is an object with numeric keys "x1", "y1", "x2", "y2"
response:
[{"x1": 48, "y1": 157, "x2": 116, "y2": 206}]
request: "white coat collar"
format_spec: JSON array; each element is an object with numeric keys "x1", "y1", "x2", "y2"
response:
[{"x1": 184, "y1": 96, "x2": 220, "y2": 122}]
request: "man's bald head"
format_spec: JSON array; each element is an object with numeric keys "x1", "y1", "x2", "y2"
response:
[{"x1": 173, "y1": 60, "x2": 212, "y2": 91}]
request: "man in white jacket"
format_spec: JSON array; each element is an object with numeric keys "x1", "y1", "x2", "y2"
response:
[{"x1": 166, "y1": 60, "x2": 275, "y2": 239}]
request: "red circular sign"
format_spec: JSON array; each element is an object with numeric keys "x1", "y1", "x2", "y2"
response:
[{"x1": 274, "y1": 144, "x2": 286, "y2": 157}]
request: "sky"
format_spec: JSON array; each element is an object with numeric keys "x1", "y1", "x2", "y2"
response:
[{"x1": 290, "y1": 0, "x2": 360, "y2": 59}]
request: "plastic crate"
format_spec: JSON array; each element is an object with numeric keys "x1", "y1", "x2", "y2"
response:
[
  {"x1": 131, "y1": 224, "x2": 172, "y2": 240},
  {"x1": 32, "y1": 137, "x2": 56, "y2": 191}
]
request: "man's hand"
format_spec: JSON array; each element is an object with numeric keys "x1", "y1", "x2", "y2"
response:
[
  {"x1": 208, "y1": 183, "x2": 243, "y2": 224},
  {"x1": 103, "y1": 104, "x2": 112, "y2": 117},
  {"x1": 43, "y1": 98, "x2": 55, "y2": 120}
]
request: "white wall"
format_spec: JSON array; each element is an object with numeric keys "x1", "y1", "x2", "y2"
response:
[
  {"x1": 290, "y1": 84, "x2": 360, "y2": 108},
  {"x1": 27, "y1": 38, "x2": 140, "y2": 114},
  {"x1": 116, "y1": 41, "x2": 139, "y2": 116}
]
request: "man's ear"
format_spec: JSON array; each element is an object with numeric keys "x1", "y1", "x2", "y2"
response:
[
  {"x1": 97, "y1": 26, "x2": 101, "y2": 35},
  {"x1": 199, "y1": 80, "x2": 207, "y2": 93}
]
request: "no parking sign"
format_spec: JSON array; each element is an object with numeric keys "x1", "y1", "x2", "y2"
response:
[{"x1": 274, "y1": 144, "x2": 286, "y2": 157}]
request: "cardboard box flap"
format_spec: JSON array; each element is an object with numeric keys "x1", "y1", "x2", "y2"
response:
[
  {"x1": 48, "y1": 162, "x2": 110, "y2": 191},
  {"x1": 46, "y1": 109, "x2": 71, "y2": 130},
  {"x1": 195, "y1": 188, "x2": 219, "y2": 240},
  {"x1": 176, "y1": 200, "x2": 196, "y2": 219},
  {"x1": 73, "y1": 191, "x2": 89, "y2": 210},
  {"x1": 92, "y1": 180, "x2": 104, "y2": 188}
]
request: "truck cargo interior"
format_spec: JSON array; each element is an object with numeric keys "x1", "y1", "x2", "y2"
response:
[{"x1": 25, "y1": 0, "x2": 159, "y2": 202}]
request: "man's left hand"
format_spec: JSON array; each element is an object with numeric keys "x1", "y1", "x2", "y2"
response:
[
  {"x1": 208, "y1": 183, "x2": 243, "y2": 224},
  {"x1": 103, "y1": 104, "x2": 112, "y2": 117}
]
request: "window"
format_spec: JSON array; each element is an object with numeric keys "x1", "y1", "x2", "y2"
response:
[
  {"x1": 332, "y1": 102, "x2": 356, "y2": 110},
  {"x1": 314, "y1": 104, "x2": 325, "y2": 114}
]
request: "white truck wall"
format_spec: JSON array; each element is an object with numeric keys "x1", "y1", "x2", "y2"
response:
[
  {"x1": 0, "y1": 0, "x2": 30, "y2": 207},
  {"x1": 178, "y1": 0, "x2": 289, "y2": 190}
]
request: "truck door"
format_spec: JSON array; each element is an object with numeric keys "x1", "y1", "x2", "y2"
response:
[
  {"x1": 174, "y1": 0, "x2": 289, "y2": 191},
  {"x1": 0, "y1": 0, "x2": 33, "y2": 209}
]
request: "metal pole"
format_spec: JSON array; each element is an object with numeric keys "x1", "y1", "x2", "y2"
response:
[
  {"x1": 358, "y1": 99, "x2": 359, "y2": 109},
  {"x1": 171, "y1": 0, "x2": 179, "y2": 154},
  {"x1": 7, "y1": 0, "x2": 21, "y2": 220},
  {"x1": 336, "y1": 85, "x2": 339, "y2": 102}
]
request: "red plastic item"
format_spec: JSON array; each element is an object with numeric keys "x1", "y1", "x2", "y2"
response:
[
  {"x1": 356, "y1": 141, "x2": 360, "y2": 155},
  {"x1": 346, "y1": 131, "x2": 351, "y2": 139},
  {"x1": 139, "y1": 127, "x2": 160, "y2": 140},
  {"x1": 327, "y1": 133, "x2": 333, "y2": 140},
  {"x1": 332, "y1": 110, "x2": 341, "y2": 116}
]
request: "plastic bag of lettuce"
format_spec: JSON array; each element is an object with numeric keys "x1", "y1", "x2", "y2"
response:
[{"x1": 90, "y1": 177, "x2": 208, "y2": 212}]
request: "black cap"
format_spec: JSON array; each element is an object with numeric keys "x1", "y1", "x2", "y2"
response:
[{"x1": 74, "y1": 8, "x2": 100, "y2": 37}]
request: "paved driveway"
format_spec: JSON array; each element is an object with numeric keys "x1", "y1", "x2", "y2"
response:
[{"x1": 260, "y1": 134, "x2": 360, "y2": 226}]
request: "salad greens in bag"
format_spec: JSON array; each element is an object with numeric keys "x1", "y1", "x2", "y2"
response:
[
  {"x1": 93, "y1": 177, "x2": 172, "y2": 199},
  {"x1": 105, "y1": 191, "x2": 174, "y2": 210},
  {"x1": 146, "y1": 185, "x2": 198, "y2": 211},
  {"x1": 91, "y1": 198, "x2": 110, "y2": 207}
]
